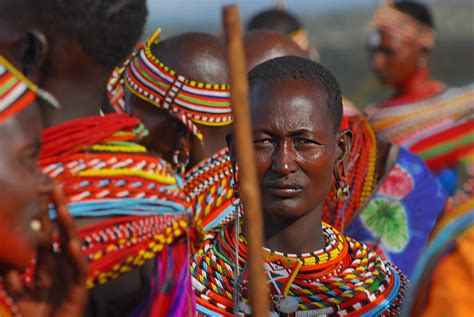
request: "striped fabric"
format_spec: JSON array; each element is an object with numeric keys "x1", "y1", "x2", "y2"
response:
[
  {"x1": 0, "y1": 55, "x2": 37, "y2": 123},
  {"x1": 369, "y1": 84, "x2": 474, "y2": 173}
]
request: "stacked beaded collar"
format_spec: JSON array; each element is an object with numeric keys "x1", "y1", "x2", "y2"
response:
[
  {"x1": 192, "y1": 221, "x2": 407, "y2": 316},
  {"x1": 40, "y1": 113, "x2": 190, "y2": 218},
  {"x1": 108, "y1": 29, "x2": 233, "y2": 141},
  {"x1": 36, "y1": 113, "x2": 191, "y2": 288},
  {"x1": 369, "y1": 1, "x2": 435, "y2": 49}
]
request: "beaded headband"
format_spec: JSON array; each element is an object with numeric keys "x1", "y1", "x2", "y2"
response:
[
  {"x1": 108, "y1": 28, "x2": 233, "y2": 141},
  {"x1": 0, "y1": 55, "x2": 59, "y2": 123},
  {"x1": 369, "y1": 1, "x2": 435, "y2": 49}
]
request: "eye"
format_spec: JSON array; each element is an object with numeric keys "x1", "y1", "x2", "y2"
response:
[
  {"x1": 295, "y1": 137, "x2": 319, "y2": 146},
  {"x1": 254, "y1": 138, "x2": 272, "y2": 144}
]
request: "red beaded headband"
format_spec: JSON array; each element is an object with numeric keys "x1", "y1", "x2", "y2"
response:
[
  {"x1": 108, "y1": 29, "x2": 233, "y2": 141},
  {"x1": 369, "y1": 1, "x2": 435, "y2": 49}
]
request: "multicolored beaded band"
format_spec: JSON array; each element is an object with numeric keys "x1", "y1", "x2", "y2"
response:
[
  {"x1": 108, "y1": 28, "x2": 233, "y2": 141},
  {"x1": 0, "y1": 55, "x2": 59, "y2": 123},
  {"x1": 369, "y1": 1, "x2": 435, "y2": 49}
]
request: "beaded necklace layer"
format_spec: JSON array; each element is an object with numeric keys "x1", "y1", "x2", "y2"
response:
[
  {"x1": 38, "y1": 113, "x2": 191, "y2": 288},
  {"x1": 323, "y1": 116, "x2": 378, "y2": 231},
  {"x1": 369, "y1": 84, "x2": 474, "y2": 173},
  {"x1": 108, "y1": 28, "x2": 232, "y2": 141},
  {"x1": 191, "y1": 221, "x2": 407, "y2": 316},
  {"x1": 185, "y1": 148, "x2": 238, "y2": 236},
  {"x1": 0, "y1": 283, "x2": 19, "y2": 317}
]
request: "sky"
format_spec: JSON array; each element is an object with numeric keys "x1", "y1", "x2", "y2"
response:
[{"x1": 147, "y1": 0, "x2": 378, "y2": 33}]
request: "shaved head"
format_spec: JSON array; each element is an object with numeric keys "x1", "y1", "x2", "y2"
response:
[
  {"x1": 244, "y1": 30, "x2": 307, "y2": 72},
  {"x1": 151, "y1": 32, "x2": 229, "y2": 83}
]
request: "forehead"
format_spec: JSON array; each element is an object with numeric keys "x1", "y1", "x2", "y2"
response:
[
  {"x1": 249, "y1": 79, "x2": 333, "y2": 132},
  {"x1": 369, "y1": 29, "x2": 410, "y2": 50}
]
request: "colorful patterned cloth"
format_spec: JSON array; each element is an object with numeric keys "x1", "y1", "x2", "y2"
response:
[
  {"x1": 368, "y1": 83, "x2": 474, "y2": 194},
  {"x1": 401, "y1": 200, "x2": 474, "y2": 317},
  {"x1": 345, "y1": 147, "x2": 446, "y2": 278},
  {"x1": 184, "y1": 147, "x2": 237, "y2": 236},
  {"x1": 38, "y1": 113, "x2": 193, "y2": 316},
  {"x1": 192, "y1": 222, "x2": 407, "y2": 316}
]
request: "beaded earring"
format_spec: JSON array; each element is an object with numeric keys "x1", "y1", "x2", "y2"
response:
[
  {"x1": 335, "y1": 162, "x2": 350, "y2": 201},
  {"x1": 172, "y1": 147, "x2": 190, "y2": 175}
]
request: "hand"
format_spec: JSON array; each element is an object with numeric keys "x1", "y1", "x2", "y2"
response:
[{"x1": 5, "y1": 186, "x2": 88, "y2": 317}]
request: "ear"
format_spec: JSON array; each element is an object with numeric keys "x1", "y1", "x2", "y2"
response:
[
  {"x1": 335, "y1": 129, "x2": 352, "y2": 166},
  {"x1": 17, "y1": 30, "x2": 48, "y2": 83}
]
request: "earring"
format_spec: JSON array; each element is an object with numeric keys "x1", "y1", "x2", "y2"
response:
[
  {"x1": 335, "y1": 162, "x2": 350, "y2": 201},
  {"x1": 417, "y1": 58, "x2": 427, "y2": 68},
  {"x1": 172, "y1": 147, "x2": 190, "y2": 175}
]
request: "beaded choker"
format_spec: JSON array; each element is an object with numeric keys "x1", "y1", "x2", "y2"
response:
[
  {"x1": 108, "y1": 29, "x2": 233, "y2": 141},
  {"x1": 369, "y1": 1, "x2": 435, "y2": 49}
]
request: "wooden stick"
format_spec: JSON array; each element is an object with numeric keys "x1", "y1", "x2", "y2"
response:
[{"x1": 222, "y1": 5, "x2": 269, "y2": 316}]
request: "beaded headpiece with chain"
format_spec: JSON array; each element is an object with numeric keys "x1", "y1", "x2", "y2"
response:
[
  {"x1": 107, "y1": 28, "x2": 233, "y2": 141},
  {"x1": 369, "y1": 1, "x2": 435, "y2": 49}
]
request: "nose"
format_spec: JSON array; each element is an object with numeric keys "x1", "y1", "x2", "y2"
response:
[
  {"x1": 371, "y1": 50, "x2": 386, "y2": 72},
  {"x1": 271, "y1": 141, "x2": 298, "y2": 175}
]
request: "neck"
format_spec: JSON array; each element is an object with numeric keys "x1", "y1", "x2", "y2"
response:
[
  {"x1": 190, "y1": 124, "x2": 231, "y2": 166},
  {"x1": 395, "y1": 67, "x2": 430, "y2": 96},
  {"x1": 44, "y1": 76, "x2": 108, "y2": 126},
  {"x1": 41, "y1": 40, "x2": 111, "y2": 127},
  {"x1": 263, "y1": 207, "x2": 325, "y2": 254}
]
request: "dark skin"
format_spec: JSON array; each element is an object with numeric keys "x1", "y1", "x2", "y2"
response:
[
  {"x1": 242, "y1": 79, "x2": 350, "y2": 253},
  {"x1": 126, "y1": 32, "x2": 232, "y2": 169},
  {"x1": 244, "y1": 30, "x2": 307, "y2": 72},
  {"x1": 0, "y1": 104, "x2": 87, "y2": 316},
  {"x1": 368, "y1": 29, "x2": 428, "y2": 91},
  {"x1": 0, "y1": 11, "x2": 110, "y2": 127}
]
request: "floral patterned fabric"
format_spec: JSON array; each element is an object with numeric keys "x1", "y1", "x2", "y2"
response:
[{"x1": 345, "y1": 147, "x2": 447, "y2": 278}]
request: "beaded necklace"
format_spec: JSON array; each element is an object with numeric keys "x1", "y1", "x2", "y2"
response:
[
  {"x1": 191, "y1": 221, "x2": 407, "y2": 316},
  {"x1": 0, "y1": 283, "x2": 20, "y2": 317},
  {"x1": 185, "y1": 148, "x2": 238, "y2": 235},
  {"x1": 38, "y1": 113, "x2": 191, "y2": 288},
  {"x1": 323, "y1": 116, "x2": 378, "y2": 231}
]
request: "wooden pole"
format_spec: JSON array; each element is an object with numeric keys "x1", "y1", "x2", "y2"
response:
[{"x1": 222, "y1": 5, "x2": 269, "y2": 316}]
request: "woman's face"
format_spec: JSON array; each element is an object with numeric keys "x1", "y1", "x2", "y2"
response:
[
  {"x1": 0, "y1": 105, "x2": 53, "y2": 270},
  {"x1": 368, "y1": 29, "x2": 425, "y2": 88},
  {"x1": 250, "y1": 79, "x2": 342, "y2": 219}
]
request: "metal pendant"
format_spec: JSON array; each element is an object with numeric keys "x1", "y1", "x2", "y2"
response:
[
  {"x1": 275, "y1": 296, "x2": 299, "y2": 314},
  {"x1": 239, "y1": 301, "x2": 252, "y2": 315}
]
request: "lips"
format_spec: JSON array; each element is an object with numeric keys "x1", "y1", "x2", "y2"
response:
[{"x1": 263, "y1": 180, "x2": 303, "y2": 198}]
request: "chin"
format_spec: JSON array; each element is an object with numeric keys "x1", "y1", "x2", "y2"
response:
[{"x1": 263, "y1": 200, "x2": 308, "y2": 220}]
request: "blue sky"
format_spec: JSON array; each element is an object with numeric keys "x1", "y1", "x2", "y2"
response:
[{"x1": 147, "y1": 0, "x2": 378, "y2": 32}]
